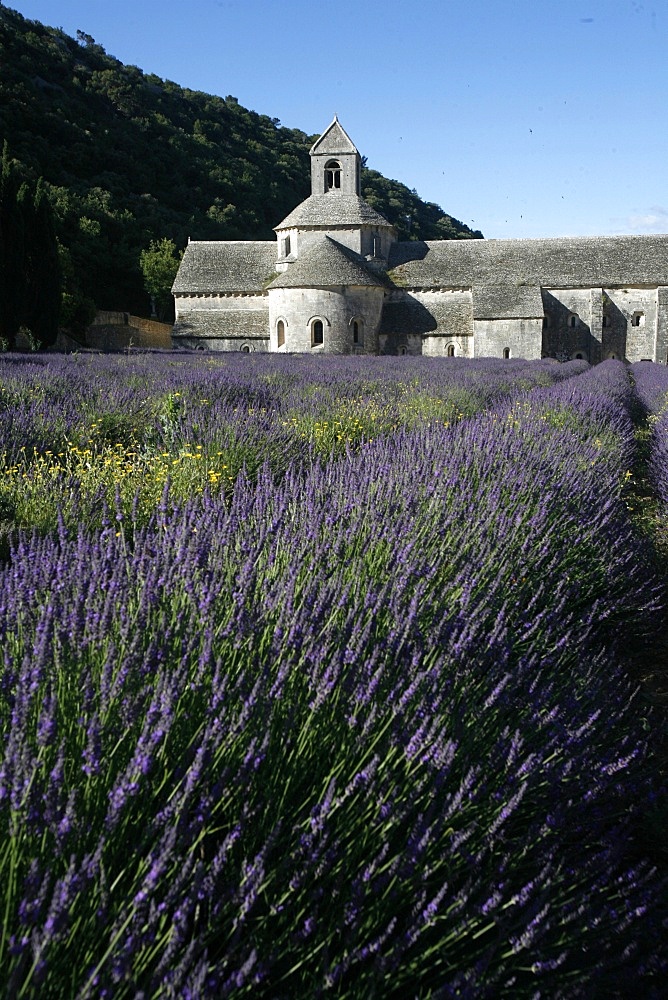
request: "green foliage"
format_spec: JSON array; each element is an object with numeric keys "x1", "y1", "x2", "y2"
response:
[
  {"x1": 0, "y1": 142, "x2": 60, "y2": 347},
  {"x1": 0, "y1": 139, "x2": 24, "y2": 346},
  {"x1": 139, "y1": 237, "x2": 183, "y2": 321},
  {"x1": 57, "y1": 241, "x2": 95, "y2": 336},
  {"x1": 59, "y1": 291, "x2": 96, "y2": 335},
  {"x1": 19, "y1": 176, "x2": 61, "y2": 345},
  {"x1": 0, "y1": 5, "x2": 482, "y2": 316}
]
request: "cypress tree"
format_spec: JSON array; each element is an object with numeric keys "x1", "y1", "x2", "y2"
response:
[
  {"x1": 20, "y1": 177, "x2": 61, "y2": 347},
  {"x1": 0, "y1": 145, "x2": 61, "y2": 349},
  {"x1": 0, "y1": 142, "x2": 25, "y2": 348}
]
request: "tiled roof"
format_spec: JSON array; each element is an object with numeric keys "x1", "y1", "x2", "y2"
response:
[
  {"x1": 268, "y1": 235, "x2": 386, "y2": 289},
  {"x1": 172, "y1": 241, "x2": 276, "y2": 294},
  {"x1": 173, "y1": 309, "x2": 268, "y2": 339},
  {"x1": 309, "y1": 116, "x2": 358, "y2": 156},
  {"x1": 387, "y1": 235, "x2": 668, "y2": 288},
  {"x1": 380, "y1": 294, "x2": 473, "y2": 337},
  {"x1": 472, "y1": 284, "x2": 544, "y2": 319},
  {"x1": 275, "y1": 195, "x2": 393, "y2": 231}
]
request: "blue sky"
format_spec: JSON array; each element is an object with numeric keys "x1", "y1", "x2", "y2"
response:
[{"x1": 6, "y1": 0, "x2": 668, "y2": 240}]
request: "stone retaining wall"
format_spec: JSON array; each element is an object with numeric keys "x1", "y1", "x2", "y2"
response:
[{"x1": 86, "y1": 313, "x2": 173, "y2": 350}]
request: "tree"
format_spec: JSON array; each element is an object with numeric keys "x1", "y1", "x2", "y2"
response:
[
  {"x1": 20, "y1": 177, "x2": 61, "y2": 346},
  {"x1": 139, "y1": 238, "x2": 183, "y2": 321},
  {"x1": 58, "y1": 242, "x2": 96, "y2": 337},
  {"x1": 0, "y1": 5, "x2": 481, "y2": 314},
  {"x1": 0, "y1": 142, "x2": 25, "y2": 348},
  {"x1": 0, "y1": 146, "x2": 62, "y2": 349}
]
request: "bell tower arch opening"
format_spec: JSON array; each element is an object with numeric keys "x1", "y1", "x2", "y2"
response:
[{"x1": 325, "y1": 160, "x2": 341, "y2": 191}]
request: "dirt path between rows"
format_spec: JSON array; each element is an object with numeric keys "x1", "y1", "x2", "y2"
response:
[{"x1": 620, "y1": 418, "x2": 668, "y2": 869}]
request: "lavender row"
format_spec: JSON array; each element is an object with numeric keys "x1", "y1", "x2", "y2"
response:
[
  {"x1": 0, "y1": 353, "x2": 588, "y2": 539},
  {"x1": 474, "y1": 359, "x2": 638, "y2": 494},
  {"x1": 0, "y1": 352, "x2": 586, "y2": 462},
  {"x1": 632, "y1": 361, "x2": 668, "y2": 508},
  {"x1": 0, "y1": 360, "x2": 663, "y2": 995},
  {"x1": 631, "y1": 359, "x2": 668, "y2": 415}
]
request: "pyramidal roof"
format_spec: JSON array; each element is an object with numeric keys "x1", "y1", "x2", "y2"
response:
[
  {"x1": 267, "y1": 235, "x2": 385, "y2": 289},
  {"x1": 275, "y1": 194, "x2": 394, "y2": 232},
  {"x1": 309, "y1": 115, "x2": 358, "y2": 156}
]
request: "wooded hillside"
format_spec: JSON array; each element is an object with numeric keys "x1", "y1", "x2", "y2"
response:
[{"x1": 0, "y1": 3, "x2": 482, "y2": 316}]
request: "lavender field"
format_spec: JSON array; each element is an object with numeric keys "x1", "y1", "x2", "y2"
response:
[{"x1": 0, "y1": 352, "x2": 665, "y2": 997}]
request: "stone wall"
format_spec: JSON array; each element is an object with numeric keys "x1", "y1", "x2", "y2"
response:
[
  {"x1": 473, "y1": 318, "x2": 543, "y2": 359},
  {"x1": 277, "y1": 225, "x2": 395, "y2": 262},
  {"x1": 542, "y1": 288, "x2": 598, "y2": 362},
  {"x1": 380, "y1": 289, "x2": 474, "y2": 355},
  {"x1": 541, "y1": 287, "x2": 660, "y2": 362},
  {"x1": 310, "y1": 149, "x2": 360, "y2": 196},
  {"x1": 656, "y1": 288, "x2": 668, "y2": 365},
  {"x1": 174, "y1": 337, "x2": 269, "y2": 353},
  {"x1": 172, "y1": 294, "x2": 269, "y2": 350},
  {"x1": 268, "y1": 285, "x2": 384, "y2": 354},
  {"x1": 86, "y1": 313, "x2": 173, "y2": 351},
  {"x1": 603, "y1": 288, "x2": 657, "y2": 362},
  {"x1": 422, "y1": 335, "x2": 473, "y2": 357}
]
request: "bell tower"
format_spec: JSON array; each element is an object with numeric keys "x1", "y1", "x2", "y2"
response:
[{"x1": 309, "y1": 115, "x2": 361, "y2": 197}]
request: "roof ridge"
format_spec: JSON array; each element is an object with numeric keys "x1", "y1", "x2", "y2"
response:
[
  {"x1": 387, "y1": 234, "x2": 668, "y2": 288},
  {"x1": 186, "y1": 239, "x2": 274, "y2": 247}
]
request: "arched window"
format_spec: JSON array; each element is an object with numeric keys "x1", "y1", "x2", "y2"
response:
[
  {"x1": 446, "y1": 343, "x2": 455, "y2": 357},
  {"x1": 631, "y1": 311, "x2": 645, "y2": 327},
  {"x1": 398, "y1": 344, "x2": 408, "y2": 356},
  {"x1": 312, "y1": 319, "x2": 324, "y2": 346},
  {"x1": 350, "y1": 318, "x2": 364, "y2": 345},
  {"x1": 277, "y1": 320, "x2": 285, "y2": 348},
  {"x1": 602, "y1": 315, "x2": 610, "y2": 328},
  {"x1": 240, "y1": 344, "x2": 250, "y2": 353},
  {"x1": 569, "y1": 314, "x2": 578, "y2": 329},
  {"x1": 503, "y1": 347, "x2": 511, "y2": 359},
  {"x1": 575, "y1": 352, "x2": 584, "y2": 360},
  {"x1": 325, "y1": 160, "x2": 341, "y2": 191}
]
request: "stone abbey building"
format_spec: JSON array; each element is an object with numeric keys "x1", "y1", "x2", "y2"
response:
[{"x1": 172, "y1": 117, "x2": 668, "y2": 362}]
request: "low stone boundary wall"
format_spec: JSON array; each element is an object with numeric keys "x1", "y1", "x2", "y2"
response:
[{"x1": 86, "y1": 312, "x2": 173, "y2": 350}]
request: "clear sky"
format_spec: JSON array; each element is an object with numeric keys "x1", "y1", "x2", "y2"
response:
[{"x1": 6, "y1": 0, "x2": 668, "y2": 240}]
